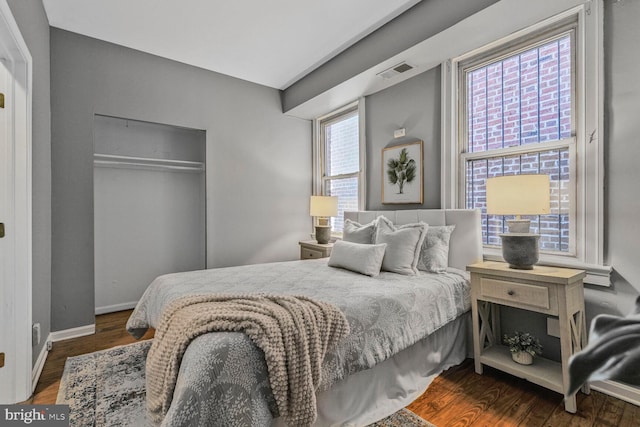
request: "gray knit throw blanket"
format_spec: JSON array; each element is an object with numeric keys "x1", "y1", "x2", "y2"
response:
[{"x1": 145, "y1": 293, "x2": 350, "y2": 427}]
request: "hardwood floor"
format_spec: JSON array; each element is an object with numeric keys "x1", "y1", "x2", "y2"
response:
[
  {"x1": 24, "y1": 310, "x2": 154, "y2": 405},
  {"x1": 408, "y1": 360, "x2": 640, "y2": 426},
  {"x1": 26, "y1": 310, "x2": 639, "y2": 426}
]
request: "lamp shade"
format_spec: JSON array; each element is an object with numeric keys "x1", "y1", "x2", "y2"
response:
[
  {"x1": 486, "y1": 175, "x2": 550, "y2": 216},
  {"x1": 310, "y1": 196, "x2": 338, "y2": 217}
]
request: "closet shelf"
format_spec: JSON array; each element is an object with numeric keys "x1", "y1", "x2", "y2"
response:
[{"x1": 93, "y1": 153, "x2": 205, "y2": 173}]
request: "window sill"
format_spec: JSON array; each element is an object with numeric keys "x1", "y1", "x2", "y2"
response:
[{"x1": 483, "y1": 252, "x2": 612, "y2": 287}]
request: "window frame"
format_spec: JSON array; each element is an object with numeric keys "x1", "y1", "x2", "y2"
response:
[
  {"x1": 441, "y1": 1, "x2": 609, "y2": 285},
  {"x1": 459, "y1": 22, "x2": 578, "y2": 257},
  {"x1": 313, "y1": 99, "x2": 366, "y2": 235}
]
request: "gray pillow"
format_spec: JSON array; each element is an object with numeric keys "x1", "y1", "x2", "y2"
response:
[
  {"x1": 418, "y1": 225, "x2": 456, "y2": 273},
  {"x1": 343, "y1": 218, "x2": 377, "y2": 244},
  {"x1": 327, "y1": 240, "x2": 387, "y2": 277},
  {"x1": 374, "y1": 217, "x2": 428, "y2": 275}
]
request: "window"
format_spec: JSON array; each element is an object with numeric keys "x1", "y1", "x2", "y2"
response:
[
  {"x1": 314, "y1": 102, "x2": 364, "y2": 233},
  {"x1": 442, "y1": 2, "x2": 607, "y2": 281},
  {"x1": 461, "y1": 28, "x2": 575, "y2": 255}
]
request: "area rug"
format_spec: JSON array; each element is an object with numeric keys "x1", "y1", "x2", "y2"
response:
[{"x1": 57, "y1": 340, "x2": 435, "y2": 427}]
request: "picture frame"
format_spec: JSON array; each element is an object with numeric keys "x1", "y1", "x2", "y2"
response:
[{"x1": 382, "y1": 140, "x2": 423, "y2": 204}]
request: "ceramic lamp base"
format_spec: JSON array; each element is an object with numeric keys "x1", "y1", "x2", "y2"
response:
[
  {"x1": 500, "y1": 233, "x2": 540, "y2": 269},
  {"x1": 315, "y1": 226, "x2": 331, "y2": 244}
]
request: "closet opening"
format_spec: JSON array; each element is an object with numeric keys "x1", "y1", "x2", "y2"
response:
[{"x1": 93, "y1": 115, "x2": 206, "y2": 314}]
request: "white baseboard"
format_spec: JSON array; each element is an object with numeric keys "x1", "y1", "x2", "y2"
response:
[
  {"x1": 591, "y1": 380, "x2": 640, "y2": 407},
  {"x1": 95, "y1": 301, "x2": 138, "y2": 315},
  {"x1": 31, "y1": 336, "x2": 50, "y2": 393},
  {"x1": 49, "y1": 324, "x2": 95, "y2": 342}
]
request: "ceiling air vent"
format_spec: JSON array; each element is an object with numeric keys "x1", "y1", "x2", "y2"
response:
[{"x1": 377, "y1": 62, "x2": 414, "y2": 79}]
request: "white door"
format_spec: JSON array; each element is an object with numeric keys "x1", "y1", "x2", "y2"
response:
[
  {"x1": 0, "y1": 0, "x2": 33, "y2": 402},
  {"x1": 0, "y1": 54, "x2": 12, "y2": 402}
]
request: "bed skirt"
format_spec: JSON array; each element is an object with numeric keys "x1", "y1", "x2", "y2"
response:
[{"x1": 274, "y1": 312, "x2": 470, "y2": 427}]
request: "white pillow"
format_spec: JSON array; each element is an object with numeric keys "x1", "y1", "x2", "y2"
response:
[
  {"x1": 374, "y1": 217, "x2": 428, "y2": 275},
  {"x1": 418, "y1": 225, "x2": 456, "y2": 273},
  {"x1": 343, "y1": 218, "x2": 377, "y2": 244},
  {"x1": 327, "y1": 240, "x2": 387, "y2": 277}
]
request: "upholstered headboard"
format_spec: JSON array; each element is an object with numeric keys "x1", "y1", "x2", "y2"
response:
[{"x1": 343, "y1": 209, "x2": 483, "y2": 271}]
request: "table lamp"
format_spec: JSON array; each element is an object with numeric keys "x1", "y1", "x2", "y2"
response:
[
  {"x1": 310, "y1": 196, "x2": 338, "y2": 244},
  {"x1": 487, "y1": 175, "x2": 550, "y2": 269}
]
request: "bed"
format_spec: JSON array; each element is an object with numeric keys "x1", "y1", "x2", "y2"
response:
[{"x1": 126, "y1": 209, "x2": 483, "y2": 426}]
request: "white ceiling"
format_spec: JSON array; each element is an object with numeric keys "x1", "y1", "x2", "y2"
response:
[{"x1": 42, "y1": 0, "x2": 421, "y2": 90}]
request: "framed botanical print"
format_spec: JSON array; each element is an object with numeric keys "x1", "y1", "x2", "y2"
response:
[{"x1": 382, "y1": 140, "x2": 423, "y2": 204}]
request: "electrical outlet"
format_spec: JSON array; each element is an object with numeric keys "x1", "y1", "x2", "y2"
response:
[{"x1": 32, "y1": 323, "x2": 41, "y2": 346}]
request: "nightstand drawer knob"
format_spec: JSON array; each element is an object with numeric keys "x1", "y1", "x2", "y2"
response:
[{"x1": 508, "y1": 289, "x2": 515, "y2": 296}]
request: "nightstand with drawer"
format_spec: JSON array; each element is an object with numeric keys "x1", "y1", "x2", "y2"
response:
[
  {"x1": 299, "y1": 240, "x2": 333, "y2": 260},
  {"x1": 467, "y1": 261, "x2": 587, "y2": 413}
]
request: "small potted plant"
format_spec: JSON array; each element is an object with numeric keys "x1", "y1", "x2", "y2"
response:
[{"x1": 503, "y1": 331, "x2": 543, "y2": 365}]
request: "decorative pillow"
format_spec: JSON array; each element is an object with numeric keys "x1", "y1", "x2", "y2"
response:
[
  {"x1": 374, "y1": 217, "x2": 428, "y2": 275},
  {"x1": 418, "y1": 225, "x2": 456, "y2": 273},
  {"x1": 327, "y1": 240, "x2": 387, "y2": 277},
  {"x1": 343, "y1": 218, "x2": 377, "y2": 244}
]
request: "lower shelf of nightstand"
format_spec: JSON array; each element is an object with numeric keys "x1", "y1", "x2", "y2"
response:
[{"x1": 479, "y1": 345, "x2": 564, "y2": 394}]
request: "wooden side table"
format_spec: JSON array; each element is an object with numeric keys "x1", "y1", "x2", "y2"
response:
[
  {"x1": 467, "y1": 261, "x2": 587, "y2": 413},
  {"x1": 298, "y1": 240, "x2": 333, "y2": 260}
]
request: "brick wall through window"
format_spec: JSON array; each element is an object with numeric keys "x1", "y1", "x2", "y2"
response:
[{"x1": 464, "y1": 34, "x2": 572, "y2": 252}]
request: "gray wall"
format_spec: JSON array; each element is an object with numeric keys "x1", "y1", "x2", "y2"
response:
[
  {"x1": 597, "y1": 0, "x2": 640, "y2": 310},
  {"x1": 365, "y1": 67, "x2": 441, "y2": 210},
  {"x1": 599, "y1": 0, "x2": 640, "y2": 392},
  {"x1": 7, "y1": 0, "x2": 52, "y2": 366},
  {"x1": 50, "y1": 29, "x2": 311, "y2": 331},
  {"x1": 282, "y1": 0, "x2": 498, "y2": 112}
]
